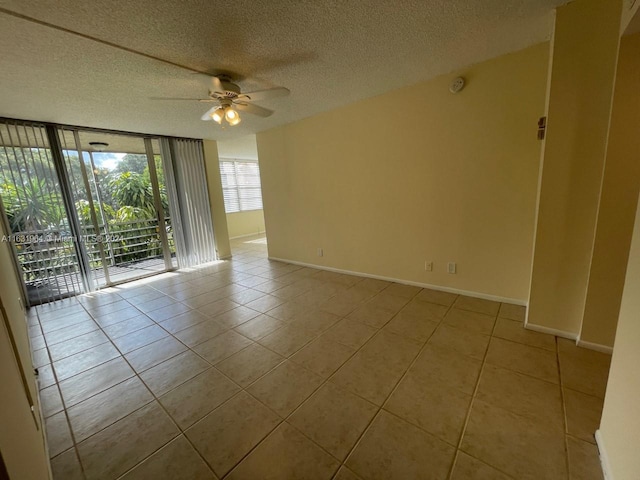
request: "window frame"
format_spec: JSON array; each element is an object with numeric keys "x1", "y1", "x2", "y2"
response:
[{"x1": 219, "y1": 158, "x2": 263, "y2": 214}]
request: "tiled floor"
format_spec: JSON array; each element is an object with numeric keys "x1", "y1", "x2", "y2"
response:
[{"x1": 29, "y1": 235, "x2": 610, "y2": 480}]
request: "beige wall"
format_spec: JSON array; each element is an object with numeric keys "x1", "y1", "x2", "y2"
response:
[
  {"x1": 202, "y1": 140, "x2": 231, "y2": 259},
  {"x1": 226, "y1": 210, "x2": 266, "y2": 239},
  {"x1": 598, "y1": 188, "x2": 640, "y2": 478},
  {"x1": 581, "y1": 32, "x2": 640, "y2": 347},
  {"x1": 0, "y1": 220, "x2": 51, "y2": 479},
  {"x1": 258, "y1": 43, "x2": 549, "y2": 302},
  {"x1": 527, "y1": 0, "x2": 622, "y2": 337}
]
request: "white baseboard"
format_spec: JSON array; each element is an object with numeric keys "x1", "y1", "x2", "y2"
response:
[
  {"x1": 268, "y1": 256, "x2": 527, "y2": 305},
  {"x1": 595, "y1": 430, "x2": 613, "y2": 480},
  {"x1": 576, "y1": 339, "x2": 614, "y2": 355},
  {"x1": 523, "y1": 322, "x2": 578, "y2": 341}
]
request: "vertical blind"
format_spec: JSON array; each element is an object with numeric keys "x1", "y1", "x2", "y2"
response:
[
  {"x1": 219, "y1": 159, "x2": 263, "y2": 213},
  {"x1": 162, "y1": 138, "x2": 217, "y2": 267}
]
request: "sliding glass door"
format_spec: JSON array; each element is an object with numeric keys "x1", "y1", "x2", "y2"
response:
[{"x1": 0, "y1": 119, "x2": 178, "y2": 305}]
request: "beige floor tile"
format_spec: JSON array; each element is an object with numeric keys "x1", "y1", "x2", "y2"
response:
[
  {"x1": 476, "y1": 363, "x2": 564, "y2": 428},
  {"x1": 461, "y1": 400, "x2": 567, "y2": 480},
  {"x1": 67, "y1": 376, "x2": 153, "y2": 442},
  {"x1": 385, "y1": 372, "x2": 472, "y2": 445},
  {"x1": 266, "y1": 300, "x2": 311, "y2": 322},
  {"x1": 196, "y1": 298, "x2": 240, "y2": 317},
  {"x1": 321, "y1": 318, "x2": 378, "y2": 350},
  {"x1": 120, "y1": 435, "x2": 216, "y2": 479},
  {"x1": 125, "y1": 336, "x2": 187, "y2": 373},
  {"x1": 567, "y1": 436, "x2": 604, "y2": 480},
  {"x1": 46, "y1": 411, "x2": 74, "y2": 458},
  {"x1": 43, "y1": 319, "x2": 100, "y2": 346},
  {"x1": 558, "y1": 340, "x2": 611, "y2": 398},
  {"x1": 158, "y1": 310, "x2": 211, "y2": 334},
  {"x1": 145, "y1": 302, "x2": 192, "y2": 323},
  {"x1": 93, "y1": 305, "x2": 147, "y2": 328},
  {"x1": 383, "y1": 310, "x2": 439, "y2": 342},
  {"x1": 229, "y1": 288, "x2": 268, "y2": 304},
  {"x1": 428, "y1": 324, "x2": 490, "y2": 361},
  {"x1": 111, "y1": 325, "x2": 169, "y2": 354},
  {"x1": 444, "y1": 308, "x2": 496, "y2": 335},
  {"x1": 193, "y1": 330, "x2": 254, "y2": 364},
  {"x1": 331, "y1": 353, "x2": 407, "y2": 406},
  {"x1": 289, "y1": 382, "x2": 378, "y2": 460},
  {"x1": 48, "y1": 330, "x2": 110, "y2": 362},
  {"x1": 159, "y1": 368, "x2": 240, "y2": 429},
  {"x1": 226, "y1": 422, "x2": 339, "y2": 480},
  {"x1": 33, "y1": 347, "x2": 51, "y2": 368},
  {"x1": 486, "y1": 337, "x2": 559, "y2": 384},
  {"x1": 139, "y1": 350, "x2": 210, "y2": 396},
  {"x1": 290, "y1": 336, "x2": 355, "y2": 378},
  {"x1": 454, "y1": 296, "x2": 500, "y2": 316},
  {"x1": 59, "y1": 357, "x2": 134, "y2": 407},
  {"x1": 256, "y1": 324, "x2": 317, "y2": 357},
  {"x1": 103, "y1": 314, "x2": 154, "y2": 339},
  {"x1": 50, "y1": 448, "x2": 84, "y2": 480},
  {"x1": 41, "y1": 312, "x2": 93, "y2": 335},
  {"x1": 215, "y1": 343, "x2": 283, "y2": 387},
  {"x1": 293, "y1": 310, "x2": 341, "y2": 335},
  {"x1": 213, "y1": 306, "x2": 261, "y2": 328},
  {"x1": 77, "y1": 402, "x2": 179, "y2": 480},
  {"x1": 360, "y1": 331, "x2": 423, "y2": 367},
  {"x1": 451, "y1": 452, "x2": 513, "y2": 480},
  {"x1": 347, "y1": 294, "x2": 409, "y2": 328},
  {"x1": 498, "y1": 303, "x2": 526, "y2": 321},
  {"x1": 233, "y1": 314, "x2": 285, "y2": 341},
  {"x1": 53, "y1": 342, "x2": 121, "y2": 381},
  {"x1": 383, "y1": 283, "x2": 421, "y2": 299},
  {"x1": 244, "y1": 294, "x2": 285, "y2": 313},
  {"x1": 414, "y1": 288, "x2": 458, "y2": 307},
  {"x1": 186, "y1": 391, "x2": 281, "y2": 478},
  {"x1": 334, "y1": 466, "x2": 363, "y2": 480},
  {"x1": 40, "y1": 384, "x2": 64, "y2": 418},
  {"x1": 493, "y1": 317, "x2": 556, "y2": 351},
  {"x1": 564, "y1": 388, "x2": 603, "y2": 444},
  {"x1": 347, "y1": 410, "x2": 455, "y2": 480},
  {"x1": 37, "y1": 364, "x2": 57, "y2": 389},
  {"x1": 134, "y1": 295, "x2": 177, "y2": 314},
  {"x1": 173, "y1": 318, "x2": 228, "y2": 347},
  {"x1": 409, "y1": 345, "x2": 482, "y2": 395},
  {"x1": 247, "y1": 360, "x2": 323, "y2": 417},
  {"x1": 402, "y1": 299, "x2": 452, "y2": 321}
]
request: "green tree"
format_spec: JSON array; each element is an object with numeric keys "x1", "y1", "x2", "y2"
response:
[
  {"x1": 109, "y1": 172, "x2": 155, "y2": 214},
  {"x1": 114, "y1": 154, "x2": 148, "y2": 175}
]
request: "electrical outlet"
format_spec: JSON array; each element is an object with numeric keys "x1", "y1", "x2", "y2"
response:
[
  {"x1": 448, "y1": 262, "x2": 457, "y2": 274},
  {"x1": 317, "y1": 248, "x2": 323, "y2": 257},
  {"x1": 424, "y1": 261, "x2": 433, "y2": 272}
]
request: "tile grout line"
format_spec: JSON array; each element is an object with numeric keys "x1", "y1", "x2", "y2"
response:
[
  {"x1": 445, "y1": 306, "x2": 501, "y2": 480},
  {"x1": 557, "y1": 337, "x2": 572, "y2": 480},
  {"x1": 335, "y1": 294, "x2": 459, "y2": 479}
]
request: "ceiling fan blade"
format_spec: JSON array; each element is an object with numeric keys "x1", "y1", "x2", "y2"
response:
[
  {"x1": 211, "y1": 76, "x2": 227, "y2": 95},
  {"x1": 236, "y1": 87, "x2": 290, "y2": 102},
  {"x1": 234, "y1": 102, "x2": 274, "y2": 118},
  {"x1": 200, "y1": 106, "x2": 219, "y2": 121}
]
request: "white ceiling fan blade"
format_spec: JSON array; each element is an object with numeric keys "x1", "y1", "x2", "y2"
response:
[
  {"x1": 211, "y1": 76, "x2": 227, "y2": 95},
  {"x1": 200, "y1": 106, "x2": 219, "y2": 121},
  {"x1": 236, "y1": 87, "x2": 290, "y2": 102},
  {"x1": 234, "y1": 102, "x2": 274, "y2": 118}
]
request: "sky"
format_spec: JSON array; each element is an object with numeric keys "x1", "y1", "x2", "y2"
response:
[{"x1": 88, "y1": 152, "x2": 126, "y2": 170}]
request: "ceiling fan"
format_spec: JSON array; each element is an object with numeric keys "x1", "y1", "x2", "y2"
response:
[{"x1": 154, "y1": 75, "x2": 289, "y2": 126}]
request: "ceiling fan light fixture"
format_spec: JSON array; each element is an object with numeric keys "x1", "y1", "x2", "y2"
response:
[
  {"x1": 225, "y1": 107, "x2": 241, "y2": 125},
  {"x1": 211, "y1": 108, "x2": 224, "y2": 124}
]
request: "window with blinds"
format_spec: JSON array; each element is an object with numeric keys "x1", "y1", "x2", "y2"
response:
[{"x1": 219, "y1": 159, "x2": 263, "y2": 213}]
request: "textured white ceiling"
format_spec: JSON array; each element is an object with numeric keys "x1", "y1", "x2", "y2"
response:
[{"x1": 0, "y1": 0, "x2": 567, "y2": 141}]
